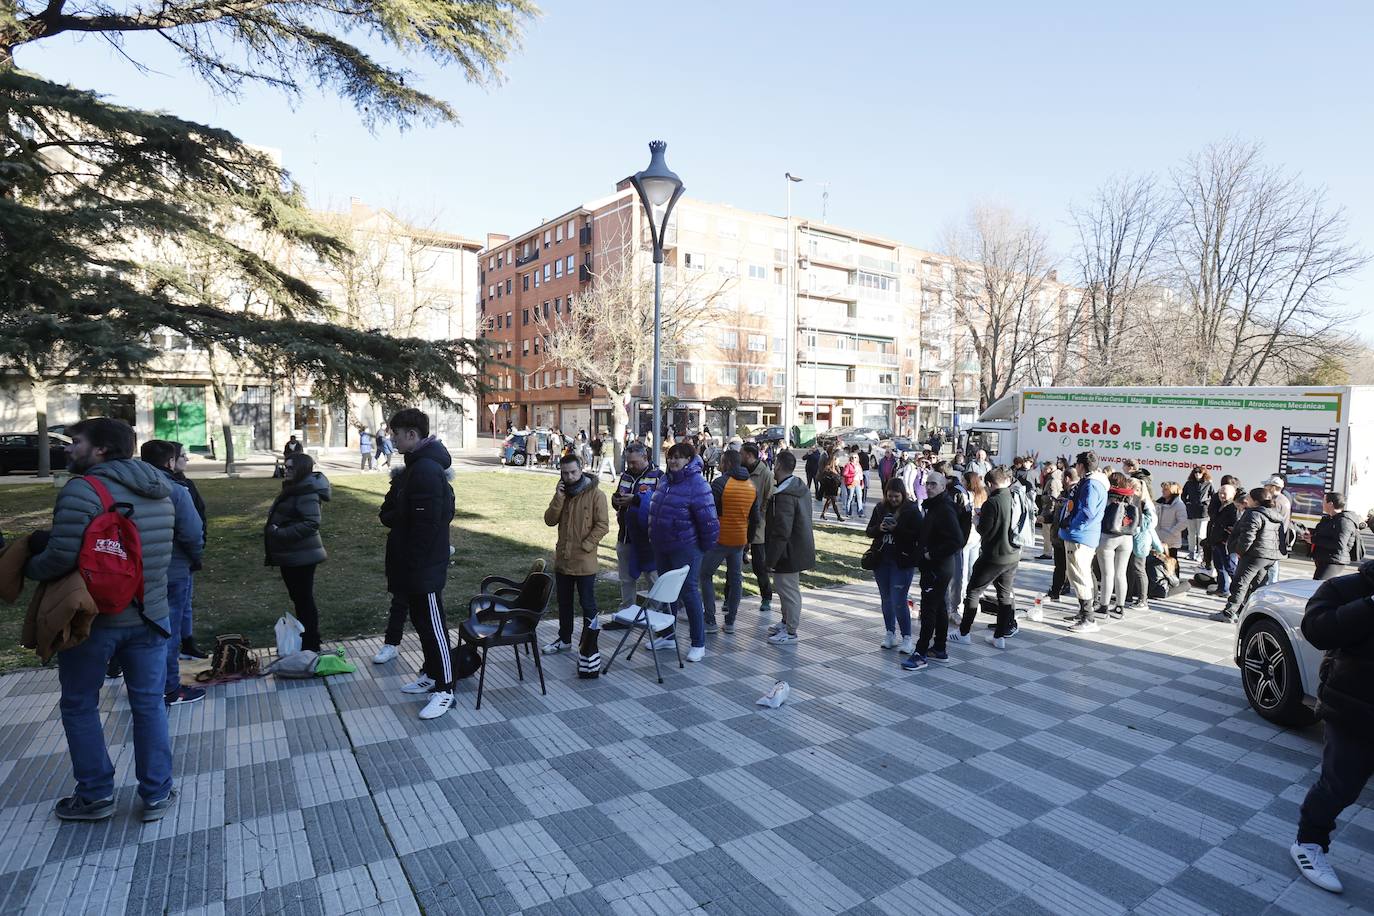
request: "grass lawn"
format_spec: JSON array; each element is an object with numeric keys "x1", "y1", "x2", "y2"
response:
[{"x1": 0, "y1": 469, "x2": 871, "y2": 674}]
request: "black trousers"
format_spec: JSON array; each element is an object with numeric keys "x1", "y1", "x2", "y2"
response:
[
  {"x1": 383, "y1": 592, "x2": 408, "y2": 646},
  {"x1": 556, "y1": 572, "x2": 598, "y2": 644},
  {"x1": 1298, "y1": 719, "x2": 1374, "y2": 850},
  {"x1": 959, "y1": 556, "x2": 1019, "y2": 637},
  {"x1": 916, "y1": 554, "x2": 955, "y2": 654},
  {"x1": 1223, "y1": 555, "x2": 1276, "y2": 617},
  {"x1": 405, "y1": 590, "x2": 453, "y2": 690},
  {"x1": 1313, "y1": 561, "x2": 1349, "y2": 581},
  {"x1": 280, "y1": 564, "x2": 321, "y2": 652},
  {"x1": 1127, "y1": 552, "x2": 1147, "y2": 605},
  {"x1": 1050, "y1": 536, "x2": 1067, "y2": 597},
  {"x1": 750, "y1": 543, "x2": 774, "y2": 602}
]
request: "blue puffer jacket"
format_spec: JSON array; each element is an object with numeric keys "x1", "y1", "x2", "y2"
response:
[
  {"x1": 648, "y1": 455, "x2": 719, "y2": 554},
  {"x1": 1059, "y1": 472, "x2": 1108, "y2": 549}
]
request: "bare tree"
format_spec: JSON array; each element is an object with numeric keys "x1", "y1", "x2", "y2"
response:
[
  {"x1": 1171, "y1": 139, "x2": 1368, "y2": 385},
  {"x1": 1070, "y1": 174, "x2": 1175, "y2": 384},
  {"x1": 537, "y1": 237, "x2": 731, "y2": 466},
  {"x1": 938, "y1": 206, "x2": 1059, "y2": 410}
]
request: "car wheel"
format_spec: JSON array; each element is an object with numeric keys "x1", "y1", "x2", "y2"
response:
[
  {"x1": 512, "y1": 452, "x2": 526, "y2": 467},
  {"x1": 1240, "y1": 618, "x2": 1316, "y2": 728}
]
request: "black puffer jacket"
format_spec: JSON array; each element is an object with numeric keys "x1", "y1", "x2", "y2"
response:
[
  {"x1": 1311, "y1": 511, "x2": 1364, "y2": 568},
  {"x1": 380, "y1": 437, "x2": 455, "y2": 594},
  {"x1": 264, "y1": 472, "x2": 331, "y2": 568},
  {"x1": 1301, "y1": 560, "x2": 1374, "y2": 727},
  {"x1": 865, "y1": 499, "x2": 922, "y2": 568},
  {"x1": 919, "y1": 491, "x2": 964, "y2": 563},
  {"x1": 1227, "y1": 506, "x2": 1283, "y2": 560},
  {"x1": 1182, "y1": 477, "x2": 1213, "y2": 521}
]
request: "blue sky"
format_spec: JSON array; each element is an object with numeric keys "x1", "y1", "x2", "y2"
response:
[{"x1": 20, "y1": 0, "x2": 1374, "y2": 328}]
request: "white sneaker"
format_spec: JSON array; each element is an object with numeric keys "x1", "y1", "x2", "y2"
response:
[
  {"x1": 988, "y1": 636, "x2": 1007, "y2": 650},
  {"x1": 767, "y1": 622, "x2": 785, "y2": 636},
  {"x1": 686, "y1": 646, "x2": 706, "y2": 663},
  {"x1": 1070, "y1": 619, "x2": 1100, "y2": 634},
  {"x1": 768, "y1": 631, "x2": 798, "y2": 644},
  {"x1": 541, "y1": 638, "x2": 570, "y2": 655},
  {"x1": 372, "y1": 644, "x2": 398, "y2": 664},
  {"x1": 649, "y1": 635, "x2": 677, "y2": 652},
  {"x1": 881, "y1": 631, "x2": 897, "y2": 649},
  {"x1": 950, "y1": 632, "x2": 972, "y2": 645},
  {"x1": 899, "y1": 636, "x2": 914, "y2": 654},
  {"x1": 401, "y1": 675, "x2": 435, "y2": 694},
  {"x1": 419, "y1": 691, "x2": 454, "y2": 720},
  {"x1": 1291, "y1": 842, "x2": 1343, "y2": 893}
]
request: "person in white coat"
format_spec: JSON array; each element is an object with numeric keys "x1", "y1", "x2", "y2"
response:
[{"x1": 1155, "y1": 481, "x2": 1188, "y2": 559}]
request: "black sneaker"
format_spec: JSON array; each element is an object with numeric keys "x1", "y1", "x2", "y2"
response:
[
  {"x1": 106, "y1": 659, "x2": 123, "y2": 680},
  {"x1": 165, "y1": 686, "x2": 206, "y2": 706},
  {"x1": 141, "y1": 789, "x2": 178, "y2": 822},
  {"x1": 179, "y1": 639, "x2": 209, "y2": 661},
  {"x1": 54, "y1": 795, "x2": 115, "y2": 822}
]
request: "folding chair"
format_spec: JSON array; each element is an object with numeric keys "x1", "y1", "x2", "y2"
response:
[{"x1": 601, "y1": 564, "x2": 689, "y2": 684}]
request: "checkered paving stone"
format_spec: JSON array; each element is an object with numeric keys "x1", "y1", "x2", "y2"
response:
[{"x1": 2, "y1": 556, "x2": 1374, "y2": 915}]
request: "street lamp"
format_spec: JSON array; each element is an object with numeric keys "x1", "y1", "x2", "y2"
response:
[
  {"x1": 784, "y1": 172, "x2": 803, "y2": 444},
  {"x1": 629, "y1": 140, "x2": 685, "y2": 467}
]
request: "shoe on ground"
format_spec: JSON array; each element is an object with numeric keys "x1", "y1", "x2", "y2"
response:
[
  {"x1": 899, "y1": 636, "x2": 914, "y2": 654},
  {"x1": 722, "y1": 623, "x2": 735, "y2": 634},
  {"x1": 648, "y1": 635, "x2": 678, "y2": 652},
  {"x1": 141, "y1": 788, "x2": 178, "y2": 823},
  {"x1": 1045, "y1": 592, "x2": 1062, "y2": 602},
  {"x1": 767, "y1": 621, "x2": 784, "y2": 636},
  {"x1": 881, "y1": 631, "x2": 897, "y2": 649},
  {"x1": 1061, "y1": 613, "x2": 1080, "y2": 622},
  {"x1": 950, "y1": 632, "x2": 972, "y2": 645},
  {"x1": 1291, "y1": 842, "x2": 1343, "y2": 893},
  {"x1": 1070, "y1": 619, "x2": 1100, "y2": 634},
  {"x1": 1209, "y1": 611, "x2": 1237, "y2": 623},
  {"x1": 372, "y1": 644, "x2": 399, "y2": 664},
  {"x1": 768, "y1": 631, "x2": 798, "y2": 644},
  {"x1": 1108, "y1": 606, "x2": 1124, "y2": 619},
  {"x1": 704, "y1": 623, "x2": 719, "y2": 635},
  {"x1": 686, "y1": 646, "x2": 706, "y2": 663},
  {"x1": 106, "y1": 660, "x2": 123, "y2": 680},
  {"x1": 419, "y1": 691, "x2": 454, "y2": 720},
  {"x1": 989, "y1": 636, "x2": 1008, "y2": 650},
  {"x1": 165, "y1": 686, "x2": 205, "y2": 706},
  {"x1": 1034, "y1": 554, "x2": 1053, "y2": 560},
  {"x1": 54, "y1": 795, "x2": 114, "y2": 822},
  {"x1": 1005, "y1": 624, "x2": 1020, "y2": 638},
  {"x1": 927, "y1": 648, "x2": 949, "y2": 661},
  {"x1": 541, "y1": 638, "x2": 570, "y2": 655},
  {"x1": 901, "y1": 653, "x2": 928, "y2": 671},
  {"x1": 178, "y1": 639, "x2": 209, "y2": 661},
  {"x1": 759, "y1": 600, "x2": 772, "y2": 615},
  {"x1": 401, "y1": 675, "x2": 436, "y2": 694}
]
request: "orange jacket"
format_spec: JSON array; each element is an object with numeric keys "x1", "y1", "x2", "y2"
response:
[{"x1": 711, "y1": 469, "x2": 759, "y2": 549}]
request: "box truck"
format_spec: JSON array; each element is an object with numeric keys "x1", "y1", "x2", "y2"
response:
[{"x1": 967, "y1": 386, "x2": 1374, "y2": 525}]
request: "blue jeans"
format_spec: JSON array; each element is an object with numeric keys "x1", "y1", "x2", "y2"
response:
[
  {"x1": 165, "y1": 576, "x2": 193, "y2": 694},
  {"x1": 1267, "y1": 559, "x2": 1281, "y2": 586},
  {"x1": 845, "y1": 485, "x2": 864, "y2": 517},
  {"x1": 58, "y1": 620, "x2": 174, "y2": 803},
  {"x1": 184, "y1": 574, "x2": 195, "y2": 640},
  {"x1": 701, "y1": 544, "x2": 745, "y2": 628},
  {"x1": 874, "y1": 560, "x2": 914, "y2": 637},
  {"x1": 1212, "y1": 545, "x2": 1238, "y2": 594},
  {"x1": 655, "y1": 546, "x2": 705, "y2": 648}
]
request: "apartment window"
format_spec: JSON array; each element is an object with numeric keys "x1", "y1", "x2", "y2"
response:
[
  {"x1": 717, "y1": 259, "x2": 738, "y2": 276},
  {"x1": 543, "y1": 265, "x2": 551, "y2": 281},
  {"x1": 718, "y1": 367, "x2": 738, "y2": 385},
  {"x1": 719, "y1": 330, "x2": 738, "y2": 349},
  {"x1": 879, "y1": 372, "x2": 895, "y2": 385},
  {"x1": 555, "y1": 297, "x2": 562, "y2": 314},
  {"x1": 567, "y1": 219, "x2": 576, "y2": 239},
  {"x1": 533, "y1": 272, "x2": 540, "y2": 289},
  {"x1": 747, "y1": 334, "x2": 767, "y2": 352},
  {"x1": 565, "y1": 254, "x2": 574, "y2": 272},
  {"x1": 522, "y1": 275, "x2": 530, "y2": 291},
  {"x1": 505, "y1": 342, "x2": 512, "y2": 358},
  {"x1": 522, "y1": 308, "x2": 529, "y2": 326},
  {"x1": 534, "y1": 337, "x2": 540, "y2": 354},
  {"x1": 748, "y1": 264, "x2": 767, "y2": 280},
  {"x1": 555, "y1": 224, "x2": 564, "y2": 242},
  {"x1": 905, "y1": 346, "x2": 914, "y2": 357},
  {"x1": 904, "y1": 374, "x2": 914, "y2": 387},
  {"x1": 524, "y1": 374, "x2": 531, "y2": 390},
  {"x1": 523, "y1": 339, "x2": 530, "y2": 355},
  {"x1": 682, "y1": 365, "x2": 704, "y2": 384},
  {"x1": 554, "y1": 259, "x2": 563, "y2": 278},
  {"x1": 488, "y1": 256, "x2": 494, "y2": 270},
  {"x1": 746, "y1": 369, "x2": 767, "y2": 386},
  {"x1": 503, "y1": 279, "x2": 510, "y2": 294},
  {"x1": 496, "y1": 285, "x2": 502, "y2": 299},
  {"x1": 544, "y1": 230, "x2": 551, "y2": 246},
  {"x1": 684, "y1": 252, "x2": 705, "y2": 271},
  {"x1": 505, "y1": 311, "x2": 512, "y2": 328},
  {"x1": 488, "y1": 284, "x2": 495, "y2": 297},
  {"x1": 773, "y1": 372, "x2": 786, "y2": 389},
  {"x1": 773, "y1": 336, "x2": 785, "y2": 353},
  {"x1": 497, "y1": 254, "x2": 503, "y2": 267},
  {"x1": 543, "y1": 301, "x2": 551, "y2": 320}
]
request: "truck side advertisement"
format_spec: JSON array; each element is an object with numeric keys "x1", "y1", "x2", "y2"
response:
[{"x1": 1017, "y1": 389, "x2": 1348, "y2": 521}]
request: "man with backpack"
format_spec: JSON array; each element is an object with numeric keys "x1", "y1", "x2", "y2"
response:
[
  {"x1": 1311, "y1": 492, "x2": 1366, "y2": 581},
  {"x1": 139, "y1": 440, "x2": 205, "y2": 706},
  {"x1": 954, "y1": 467, "x2": 1023, "y2": 649},
  {"x1": 25, "y1": 418, "x2": 179, "y2": 823},
  {"x1": 380, "y1": 408, "x2": 457, "y2": 720}
]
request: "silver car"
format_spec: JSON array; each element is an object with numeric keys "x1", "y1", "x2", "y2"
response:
[{"x1": 1234, "y1": 578, "x2": 1323, "y2": 727}]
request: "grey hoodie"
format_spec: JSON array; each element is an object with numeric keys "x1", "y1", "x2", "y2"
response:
[{"x1": 26, "y1": 458, "x2": 176, "y2": 627}]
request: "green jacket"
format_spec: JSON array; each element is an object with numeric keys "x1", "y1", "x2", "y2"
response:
[
  {"x1": 25, "y1": 459, "x2": 175, "y2": 628},
  {"x1": 264, "y1": 473, "x2": 331, "y2": 568},
  {"x1": 747, "y1": 458, "x2": 775, "y2": 546}
]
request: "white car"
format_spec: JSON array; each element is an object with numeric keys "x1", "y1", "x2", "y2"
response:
[{"x1": 1235, "y1": 578, "x2": 1323, "y2": 727}]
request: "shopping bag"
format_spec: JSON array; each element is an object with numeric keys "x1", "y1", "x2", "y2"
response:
[{"x1": 275, "y1": 613, "x2": 304, "y2": 658}]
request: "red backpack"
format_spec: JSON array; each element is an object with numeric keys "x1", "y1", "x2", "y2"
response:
[{"x1": 78, "y1": 477, "x2": 146, "y2": 616}]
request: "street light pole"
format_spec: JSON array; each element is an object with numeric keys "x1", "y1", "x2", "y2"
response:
[
  {"x1": 784, "y1": 172, "x2": 802, "y2": 444},
  {"x1": 629, "y1": 141, "x2": 685, "y2": 468}
]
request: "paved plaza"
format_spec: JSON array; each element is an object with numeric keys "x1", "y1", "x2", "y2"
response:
[{"x1": 1, "y1": 558, "x2": 1371, "y2": 915}]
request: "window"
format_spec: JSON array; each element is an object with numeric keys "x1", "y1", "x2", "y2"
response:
[
  {"x1": 904, "y1": 374, "x2": 914, "y2": 387},
  {"x1": 719, "y1": 330, "x2": 738, "y2": 349},
  {"x1": 544, "y1": 265, "x2": 551, "y2": 281},
  {"x1": 748, "y1": 264, "x2": 767, "y2": 280},
  {"x1": 505, "y1": 342, "x2": 512, "y2": 358},
  {"x1": 496, "y1": 285, "x2": 501, "y2": 299},
  {"x1": 555, "y1": 224, "x2": 564, "y2": 242},
  {"x1": 522, "y1": 275, "x2": 530, "y2": 291},
  {"x1": 533, "y1": 272, "x2": 540, "y2": 289},
  {"x1": 567, "y1": 219, "x2": 575, "y2": 239},
  {"x1": 555, "y1": 297, "x2": 562, "y2": 314},
  {"x1": 717, "y1": 259, "x2": 738, "y2": 276},
  {"x1": 488, "y1": 284, "x2": 495, "y2": 297},
  {"x1": 682, "y1": 365, "x2": 704, "y2": 384},
  {"x1": 554, "y1": 259, "x2": 563, "y2": 278},
  {"x1": 684, "y1": 252, "x2": 705, "y2": 271},
  {"x1": 523, "y1": 339, "x2": 530, "y2": 355},
  {"x1": 747, "y1": 334, "x2": 767, "y2": 352},
  {"x1": 773, "y1": 336, "x2": 785, "y2": 353},
  {"x1": 544, "y1": 230, "x2": 551, "y2": 246},
  {"x1": 487, "y1": 256, "x2": 494, "y2": 270},
  {"x1": 496, "y1": 254, "x2": 503, "y2": 267},
  {"x1": 718, "y1": 367, "x2": 738, "y2": 385},
  {"x1": 505, "y1": 311, "x2": 512, "y2": 328},
  {"x1": 522, "y1": 308, "x2": 529, "y2": 326},
  {"x1": 773, "y1": 372, "x2": 786, "y2": 389},
  {"x1": 566, "y1": 254, "x2": 574, "y2": 272},
  {"x1": 746, "y1": 369, "x2": 767, "y2": 386},
  {"x1": 505, "y1": 279, "x2": 512, "y2": 294},
  {"x1": 879, "y1": 372, "x2": 895, "y2": 385},
  {"x1": 543, "y1": 301, "x2": 551, "y2": 320},
  {"x1": 534, "y1": 337, "x2": 540, "y2": 354}
]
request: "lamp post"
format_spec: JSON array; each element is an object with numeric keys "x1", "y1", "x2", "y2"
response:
[
  {"x1": 629, "y1": 141, "x2": 685, "y2": 468},
  {"x1": 784, "y1": 172, "x2": 803, "y2": 444}
]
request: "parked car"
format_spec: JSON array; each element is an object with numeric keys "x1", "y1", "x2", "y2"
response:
[
  {"x1": 818, "y1": 426, "x2": 880, "y2": 451},
  {"x1": 499, "y1": 428, "x2": 554, "y2": 467},
  {"x1": 752, "y1": 425, "x2": 788, "y2": 444},
  {"x1": 1234, "y1": 577, "x2": 1323, "y2": 727},
  {"x1": 0, "y1": 432, "x2": 71, "y2": 475}
]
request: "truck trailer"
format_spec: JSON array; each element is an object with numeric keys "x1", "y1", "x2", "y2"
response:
[{"x1": 967, "y1": 386, "x2": 1373, "y2": 525}]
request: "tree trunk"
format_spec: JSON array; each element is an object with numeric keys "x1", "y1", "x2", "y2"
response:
[
  {"x1": 608, "y1": 389, "x2": 629, "y2": 474},
  {"x1": 209, "y1": 375, "x2": 237, "y2": 477},
  {"x1": 33, "y1": 377, "x2": 51, "y2": 478}
]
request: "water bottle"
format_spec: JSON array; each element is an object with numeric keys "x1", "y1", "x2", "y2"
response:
[{"x1": 1031, "y1": 596, "x2": 1044, "y2": 622}]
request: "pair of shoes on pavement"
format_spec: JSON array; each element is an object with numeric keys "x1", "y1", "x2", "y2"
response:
[
  {"x1": 164, "y1": 686, "x2": 205, "y2": 706},
  {"x1": 766, "y1": 626, "x2": 797, "y2": 644},
  {"x1": 55, "y1": 789, "x2": 178, "y2": 823},
  {"x1": 1070, "y1": 618, "x2": 1100, "y2": 633},
  {"x1": 880, "y1": 632, "x2": 914, "y2": 653},
  {"x1": 400, "y1": 675, "x2": 454, "y2": 719},
  {"x1": 1209, "y1": 610, "x2": 1237, "y2": 623},
  {"x1": 949, "y1": 632, "x2": 972, "y2": 645}
]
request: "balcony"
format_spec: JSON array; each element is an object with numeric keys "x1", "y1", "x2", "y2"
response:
[
  {"x1": 798, "y1": 281, "x2": 858, "y2": 302},
  {"x1": 578, "y1": 226, "x2": 593, "y2": 246},
  {"x1": 806, "y1": 308, "x2": 899, "y2": 333},
  {"x1": 805, "y1": 240, "x2": 857, "y2": 268},
  {"x1": 859, "y1": 255, "x2": 899, "y2": 275},
  {"x1": 800, "y1": 345, "x2": 899, "y2": 367},
  {"x1": 514, "y1": 248, "x2": 539, "y2": 267},
  {"x1": 845, "y1": 382, "x2": 900, "y2": 398}
]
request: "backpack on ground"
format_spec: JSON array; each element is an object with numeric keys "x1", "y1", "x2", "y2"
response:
[
  {"x1": 264, "y1": 649, "x2": 317, "y2": 679},
  {"x1": 196, "y1": 634, "x2": 261, "y2": 682},
  {"x1": 78, "y1": 477, "x2": 145, "y2": 617},
  {"x1": 1102, "y1": 500, "x2": 1139, "y2": 537}
]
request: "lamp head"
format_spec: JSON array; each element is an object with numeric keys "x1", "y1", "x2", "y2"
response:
[{"x1": 630, "y1": 140, "x2": 685, "y2": 263}]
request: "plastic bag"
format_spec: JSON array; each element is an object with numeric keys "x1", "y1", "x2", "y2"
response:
[
  {"x1": 275, "y1": 613, "x2": 304, "y2": 658},
  {"x1": 313, "y1": 649, "x2": 356, "y2": 677}
]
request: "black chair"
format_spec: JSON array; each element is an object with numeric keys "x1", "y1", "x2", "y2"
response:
[
  {"x1": 458, "y1": 569, "x2": 553, "y2": 710},
  {"x1": 478, "y1": 559, "x2": 546, "y2": 656}
]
